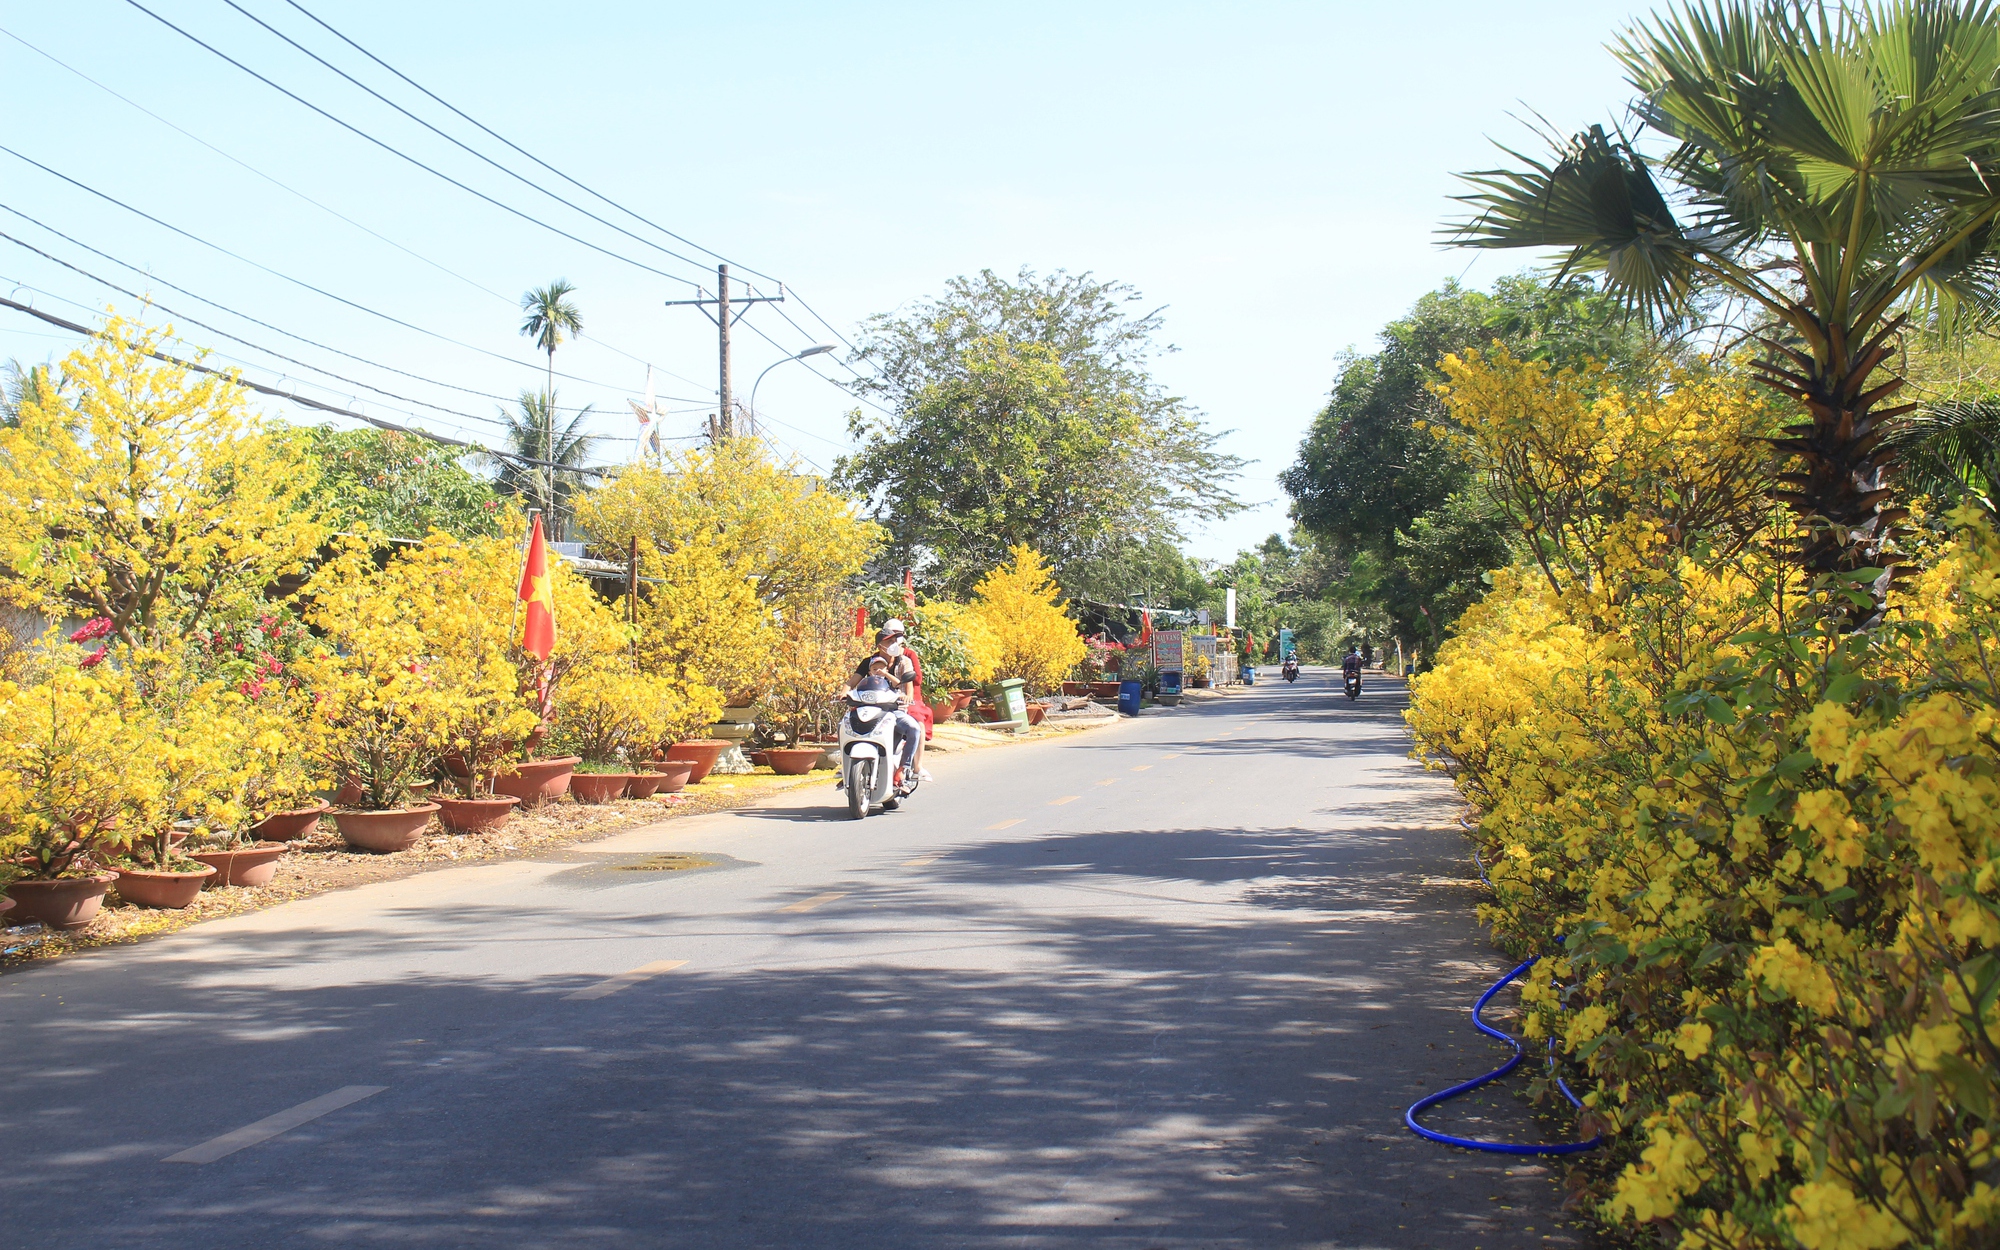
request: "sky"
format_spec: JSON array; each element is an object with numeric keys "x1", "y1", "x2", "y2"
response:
[{"x1": 0, "y1": 0, "x2": 1653, "y2": 561}]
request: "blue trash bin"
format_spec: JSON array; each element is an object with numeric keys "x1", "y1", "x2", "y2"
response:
[
  {"x1": 1117, "y1": 679, "x2": 1142, "y2": 716},
  {"x1": 1245, "y1": 665, "x2": 1255, "y2": 685}
]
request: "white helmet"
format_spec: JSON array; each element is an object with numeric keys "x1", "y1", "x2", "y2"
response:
[{"x1": 881, "y1": 618, "x2": 907, "y2": 636}]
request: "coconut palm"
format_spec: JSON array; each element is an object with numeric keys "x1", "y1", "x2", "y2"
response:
[
  {"x1": 2, "y1": 358, "x2": 52, "y2": 426},
  {"x1": 519, "y1": 280, "x2": 583, "y2": 399},
  {"x1": 494, "y1": 390, "x2": 596, "y2": 541},
  {"x1": 1450, "y1": 0, "x2": 2000, "y2": 607}
]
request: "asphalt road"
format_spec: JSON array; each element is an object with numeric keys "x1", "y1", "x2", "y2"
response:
[{"x1": 0, "y1": 669, "x2": 1591, "y2": 1250}]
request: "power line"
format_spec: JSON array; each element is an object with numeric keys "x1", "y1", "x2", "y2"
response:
[
  {"x1": 0, "y1": 143, "x2": 696, "y2": 401},
  {"x1": 0, "y1": 22, "x2": 718, "y2": 398},
  {"x1": 118, "y1": 0, "x2": 705, "y2": 290},
  {"x1": 217, "y1": 0, "x2": 727, "y2": 281},
  {"x1": 277, "y1": 0, "x2": 784, "y2": 286},
  {"x1": 0, "y1": 290, "x2": 627, "y2": 477},
  {"x1": 264, "y1": 0, "x2": 885, "y2": 390}
]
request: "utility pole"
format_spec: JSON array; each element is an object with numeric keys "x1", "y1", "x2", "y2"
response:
[{"x1": 663, "y1": 264, "x2": 786, "y2": 441}]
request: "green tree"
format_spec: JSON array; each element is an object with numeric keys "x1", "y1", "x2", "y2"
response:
[
  {"x1": 1280, "y1": 275, "x2": 1640, "y2": 647},
  {"x1": 519, "y1": 279, "x2": 582, "y2": 400},
  {"x1": 1451, "y1": 0, "x2": 2000, "y2": 605},
  {"x1": 289, "y1": 426, "x2": 509, "y2": 540},
  {"x1": 494, "y1": 390, "x2": 595, "y2": 540},
  {"x1": 834, "y1": 268, "x2": 1244, "y2": 594}
]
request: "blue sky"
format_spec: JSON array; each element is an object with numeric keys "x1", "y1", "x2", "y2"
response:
[{"x1": 0, "y1": 0, "x2": 1649, "y2": 560}]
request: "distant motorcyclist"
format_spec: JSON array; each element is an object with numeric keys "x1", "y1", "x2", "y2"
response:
[
  {"x1": 1342, "y1": 646, "x2": 1363, "y2": 679},
  {"x1": 1281, "y1": 654, "x2": 1300, "y2": 682}
]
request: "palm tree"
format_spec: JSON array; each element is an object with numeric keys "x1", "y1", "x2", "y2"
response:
[
  {"x1": 494, "y1": 389, "x2": 596, "y2": 541},
  {"x1": 2, "y1": 358, "x2": 52, "y2": 426},
  {"x1": 1449, "y1": 0, "x2": 2000, "y2": 610},
  {"x1": 1883, "y1": 399, "x2": 2000, "y2": 516},
  {"x1": 520, "y1": 280, "x2": 583, "y2": 473}
]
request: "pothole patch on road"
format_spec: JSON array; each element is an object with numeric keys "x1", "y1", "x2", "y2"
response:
[{"x1": 537, "y1": 851, "x2": 751, "y2": 888}]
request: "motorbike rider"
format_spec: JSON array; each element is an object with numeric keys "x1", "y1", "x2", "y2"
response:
[
  {"x1": 1281, "y1": 653, "x2": 1300, "y2": 679},
  {"x1": 1342, "y1": 645, "x2": 1363, "y2": 683},
  {"x1": 846, "y1": 623, "x2": 930, "y2": 784}
]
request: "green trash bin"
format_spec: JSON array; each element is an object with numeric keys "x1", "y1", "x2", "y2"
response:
[{"x1": 993, "y1": 677, "x2": 1029, "y2": 731}]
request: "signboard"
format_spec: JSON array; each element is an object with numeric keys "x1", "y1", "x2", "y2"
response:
[
  {"x1": 1278, "y1": 628, "x2": 1296, "y2": 660},
  {"x1": 1192, "y1": 634, "x2": 1217, "y2": 663},
  {"x1": 1153, "y1": 629, "x2": 1184, "y2": 672}
]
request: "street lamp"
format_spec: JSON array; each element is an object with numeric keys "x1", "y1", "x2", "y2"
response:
[{"x1": 747, "y1": 344, "x2": 838, "y2": 438}]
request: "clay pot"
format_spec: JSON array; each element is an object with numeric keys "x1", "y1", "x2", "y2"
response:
[
  {"x1": 333, "y1": 804, "x2": 438, "y2": 853},
  {"x1": 112, "y1": 863, "x2": 217, "y2": 909},
  {"x1": 4, "y1": 873, "x2": 113, "y2": 930},
  {"x1": 1025, "y1": 703, "x2": 1048, "y2": 727},
  {"x1": 749, "y1": 750, "x2": 771, "y2": 768},
  {"x1": 1088, "y1": 682, "x2": 1122, "y2": 700},
  {"x1": 1061, "y1": 681, "x2": 1088, "y2": 697},
  {"x1": 976, "y1": 703, "x2": 1001, "y2": 723},
  {"x1": 950, "y1": 689, "x2": 978, "y2": 712},
  {"x1": 625, "y1": 772, "x2": 667, "y2": 799},
  {"x1": 664, "y1": 740, "x2": 728, "y2": 784},
  {"x1": 569, "y1": 773, "x2": 632, "y2": 805},
  {"x1": 187, "y1": 844, "x2": 286, "y2": 888},
  {"x1": 491, "y1": 757, "x2": 580, "y2": 808},
  {"x1": 332, "y1": 778, "x2": 366, "y2": 807},
  {"x1": 644, "y1": 760, "x2": 695, "y2": 793},
  {"x1": 765, "y1": 747, "x2": 821, "y2": 776},
  {"x1": 251, "y1": 800, "x2": 330, "y2": 843},
  {"x1": 436, "y1": 794, "x2": 519, "y2": 834}
]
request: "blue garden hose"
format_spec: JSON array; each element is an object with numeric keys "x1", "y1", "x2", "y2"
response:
[{"x1": 1402, "y1": 845, "x2": 1606, "y2": 1155}]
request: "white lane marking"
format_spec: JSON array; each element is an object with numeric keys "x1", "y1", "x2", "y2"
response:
[
  {"x1": 163, "y1": 1085, "x2": 387, "y2": 1163},
  {"x1": 562, "y1": 959, "x2": 689, "y2": 1002},
  {"x1": 778, "y1": 891, "x2": 848, "y2": 914}
]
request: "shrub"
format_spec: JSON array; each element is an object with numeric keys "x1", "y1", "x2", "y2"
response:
[{"x1": 964, "y1": 546, "x2": 1087, "y2": 694}]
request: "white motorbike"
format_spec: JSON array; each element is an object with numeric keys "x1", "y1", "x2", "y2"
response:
[{"x1": 837, "y1": 689, "x2": 917, "y2": 819}]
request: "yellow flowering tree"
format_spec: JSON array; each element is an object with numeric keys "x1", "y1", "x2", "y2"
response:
[
  {"x1": 0, "y1": 658, "x2": 160, "y2": 880},
  {"x1": 576, "y1": 439, "x2": 881, "y2": 701},
  {"x1": 964, "y1": 546, "x2": 1087, "y2": 694},
  {"x1": 1408, "y1": 347, "x2": 2000, "y2": 1248},
  {"x1": 0, "y1": 319, "x2": 327, "y2": 652}
]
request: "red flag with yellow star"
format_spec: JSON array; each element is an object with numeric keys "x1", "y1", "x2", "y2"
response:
[{"x1": 518, "y1": 515, "x2": 556, "y2": 661}]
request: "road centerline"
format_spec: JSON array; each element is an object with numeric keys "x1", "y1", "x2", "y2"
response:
[
  {"x1": 562, "y1": 959, "x2": 689, "y2": 1002},
  {"x1": 163, "y1": 1085, "x2": 387, "y2": 1164},
  {"x1": 1049, "y1": 795, "x2": 1079, "y2": 805},
  {"x1": 777, "y1": 891, "x2": 848, "y2": 913}
]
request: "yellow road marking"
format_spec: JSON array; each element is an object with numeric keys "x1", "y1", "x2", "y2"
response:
[
  {"x1": 778, "y1": 892, "x2": 848, "y2": 914},
  {"x1": 987, "y1": 819, "x2": 1023, "y2": 830},
  {"x1": 1095, "y1": 778, "x2": 1118, "y2": 787},
  {"x1": 1049, "y1": 795, "x2": 1079, "y2": 805},
  {"x1": 1131, "y1": 764, "x2": 1152, "y2": 771},
  {"x1": 1161, "y1": 752, "x2": 1182, "y2": 759},
  {"x1": 563, "y1": 959, "x2": 689, "y2": 1002},
  {"x1": 164, "y1": 1086, "x2": 387, "y2": 1163},
  {"x1": 902, "y1": 855, "x2": 941, "y2": 867}
]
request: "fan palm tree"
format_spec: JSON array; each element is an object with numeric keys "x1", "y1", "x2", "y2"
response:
[
  {"x1": 1883, "y1": 398, "x2": 2000, "y2": 515},
  {"x1": 1450, "y1": 0, "x2": 2000, "y2": 609},
  {"x1": 495, "y1": 390, "x2": 596, "y2": 541}
]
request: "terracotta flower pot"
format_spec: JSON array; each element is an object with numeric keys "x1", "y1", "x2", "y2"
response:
[
  {"x1": 749, "y1": 750, "x2": 771, "y2": 768},
  {"x1": 765, "y1": 747, "x2": 821, "y2": 776},
  {"x1": 625, "y1": 772, "x2": 667, "y2": 799},
  {"x1": 188, "y1": 844, "x2": 287, "y2": 888},
  {"x1": 333, "y1": 804, "x2": 439, "y2": 853},
  {"x1": 492, "y1": 757, "x2": 580, "y2": 808},
  {"x1": 1025, "y1": 703, "x2": 1048, "y2": 727},
  {"x1": 644, "y1": 760, "x2": 695, "y2": 793},
  {"x1": 1061, "y1": 681, "x2": 1088, "y2": 697},
  {"x1": 435, "y1": 794, "x2": 520, "y2": 834},
  {"x1": 1088, "y1": 682, "x2": 1122, "y2": 700},
  {"x1": 569, "y1": 772, "x2": 632, "y2": 805},
  {"x1": 950, "y1": 689, "x2": 978, "y2": 712},
  {"x1": 113, "y1": 863, "x2": 217, "y2": 909},
  {"x1": 976, "y1": 703, "x2": 1000, "y2": 723},
  {"x1": 664, "y1": 740, "x2": 728, "y2": 784},
  {"x1": 4, "y1": 873, "x2": 114, "y2": 930},
  {"x1": 251, "y1": 800, "x2": 330, "y2": 843},
  {"x1": 332, "y1": 778, "x2": 367, "y2": 807}
]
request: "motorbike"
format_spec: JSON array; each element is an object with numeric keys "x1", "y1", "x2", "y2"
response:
[
  {"x1": 837, "y1": 689, "x2": 917, "y2": 819},
  {"x1": 1343, "y1": 669, "x2": 1362, "y2": 700},
  {"x1": 1282, "y1": 659, "x2": 1300, "y2": 683}
]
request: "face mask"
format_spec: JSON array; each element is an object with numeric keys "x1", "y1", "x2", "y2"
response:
[{"x1": 884, "y1": 640, "x2": 905, "y2": 658}]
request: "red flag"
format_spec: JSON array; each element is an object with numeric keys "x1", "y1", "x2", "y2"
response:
[
  {"x1": 518, "y1": 515, "x2": 556, "y2": 661},
  {"x1": 903, "y1": 568, "x2": 918, "y2": 614},
  {"x1": 853, "y1": 604, "x2": 869, "y2": 639},
  {"x1": 1138, "y1": 610, "x2": 1153, "y2": 646}
]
